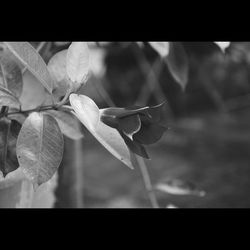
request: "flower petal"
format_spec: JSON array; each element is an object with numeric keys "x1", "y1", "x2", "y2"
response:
[
  {"x1": 120, "y1": 132, "x2": 150, "y2": 159},
  {"x1": 133, "y1": 118, "x2": 167, "y2": 145},
  {"x1": 119, "y1": 115, "x2": 141, "y2": 139}
]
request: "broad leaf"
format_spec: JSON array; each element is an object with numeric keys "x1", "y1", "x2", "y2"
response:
[
  {"x1": 66, "y1": 42, "x2": 90, "y2": 91},
  {"x1": 0, "y1": 118, "x2": 21, "y2": 177},
  {"x1": 0, "y1": 51, "x2": 23, "y2": 98},
  {"x1": 4, "y1": 42, "x2": 53, "y2": 93},
  {"x1": 45, "y1": 110, "x2": 84, "y2": 140},
  {"x1": 0, "y1": 85, "x2": 21, "y2": 108},
  {"x1": 16, "y1": 112, "x2": 64, "y2": 186},
  {"x1": 69, "y1": 94, "x2": 134, "y2": 169},
  {"x1": 149, "y1": 42, "x2": 170, "y2": 57},
  {"x1": 166, "y1": 42, "x2": 189, "y2": 90},
  {"x1": 19, "y1": 71, "x2": 47, "y2": 110},
  {"x1": 47, "y1": 49, "x2": 71, "y2": 98}
]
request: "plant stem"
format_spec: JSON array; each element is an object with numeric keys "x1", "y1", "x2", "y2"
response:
[
  {"x1": 6, "y1": 104, "x2": 71, "y2": 117},
  {"x1": 135, "y1": 155, "x2": 160, "y2": 208},
  {"x1": 7, "y1": 105, "x2": 55, "y2": 116},
  {"x1": 73, "y1": 139, "x2": 84, "y2": 208}
]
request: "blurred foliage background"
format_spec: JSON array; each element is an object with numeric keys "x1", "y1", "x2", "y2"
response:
[{"x1": 33, "y1": 42, "x2": 250, "y2": 208}]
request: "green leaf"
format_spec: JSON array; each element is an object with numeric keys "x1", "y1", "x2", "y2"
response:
[
  {"x1": 4, "y1": 42, "x2": 54, "y2": 93},
  {"x1": 47, "y1": 49, "x2": 71, "y2": 98},
  {"x1": 166, "y1": 42, "x2": 189, "y2": 90},
  {"x1": 66, "y1": 42, "x2": 90, "y2": 91},
  {"x1": 45, "y1": 110, "x2": 84, "y2": 140},
  {"x1": 16, "y1": 112, "x2": 64, "y2": 187},
  {"x1": 0, "y1": 51, "x2": 23, "y2": 98},
  {"x1": 0, "y1": 85, "x2": 21, "y2": 108},
  {"x1": 69, "y1": 94, "x2": 134, "y2": 169},
  {"x1": 0, "y1": 118, "x2": 21, "y2": 177}
]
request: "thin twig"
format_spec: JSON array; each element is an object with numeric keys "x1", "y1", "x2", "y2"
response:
[
  {"x1": 6, "y1": 103, "x2": 72, "y2": 117},
  {"x1": 6, "y1": 105, "x2": 55, "y2": 116}
]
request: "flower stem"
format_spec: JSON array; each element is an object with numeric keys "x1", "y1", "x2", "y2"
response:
[{"x1": 135, "y1": 155, "x2": 159, "y2": 208}]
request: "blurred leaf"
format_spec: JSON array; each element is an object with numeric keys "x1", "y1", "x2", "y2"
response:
[
  {"x1": 214, "y1": 42, "x2": 230, "y2": 52},
  {"x1": 16, "y1": 112, "x2": 64, "y2": 187},
  {"x1": 0, "y1": 51, "x2": 23, "y2": 98},
  {"x1": 66, "y1": 42, "x2": 90, "y2": 91},
  {"x1": 0, "y1": 118, "x2": 21, "y2": 177},
  {"x1": 4, "y1": 42, "x2": 54, "y2": 93},
  {"x1": 149, "y1": 42, "x2": 170, "y2": 57},
  {"x1": 136, "y1": 42, "x2": 144, "y2": 48},
  {"x1": 166, "y1": 42, "x2": 189, "y2": 90},
  {"x1": 89, "y1": 47, "x2": 106, "y2": 78},
  {"x1": 45, "y1": 110, "x2": 84, "y2": 140},
  {"x1": 47, "y1": 49, "x2": 71, "y2": 98},
  {"x1": 54, "y1": 42, "x2": 70, "y2": 47},
  {"x1": 155, "y1": 178, "x2": 206, "y2": 197},
  {"x1": 0, "y1": 85, "x2": 21, "y2": 108},
  {"x1": 70, "y1": 94, "x2": 134, "y2": 169}
]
